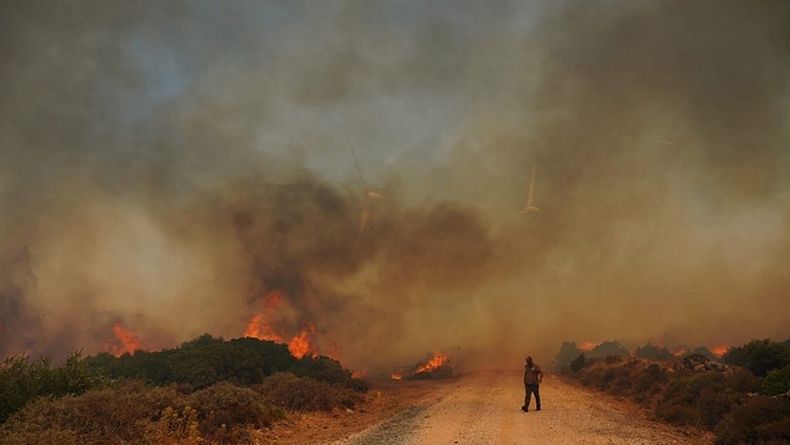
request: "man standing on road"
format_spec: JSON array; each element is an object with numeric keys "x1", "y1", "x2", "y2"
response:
[{"x1": 522, "y1": 356, "x2": 543, "y2": 412}]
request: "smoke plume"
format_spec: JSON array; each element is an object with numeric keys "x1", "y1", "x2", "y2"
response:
[{"x1": 1, "y1": 1, "x2": 788, "y2": 370}]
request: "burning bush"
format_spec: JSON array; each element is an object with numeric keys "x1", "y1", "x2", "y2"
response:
[
  {"x1": 84, "y1": 334, "x2": 367, "y2": 392},
  {"x1": 390, "y1": 352, "x2": 453, "y2": 381}
]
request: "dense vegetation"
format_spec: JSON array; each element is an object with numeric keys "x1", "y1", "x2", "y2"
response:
[
  {"x1": 554, "y1": 338, "x2": 790, "y2": 444},
  {"x1": 0, "y1": 335, "x2": 368, "y2": 444}
]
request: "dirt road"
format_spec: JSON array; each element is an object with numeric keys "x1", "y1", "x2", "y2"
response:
[{"x1": 334, "y1": 370, "x2": 707, "y2": 445}]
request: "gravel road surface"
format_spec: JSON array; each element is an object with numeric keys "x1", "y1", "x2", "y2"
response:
[{"x1": 334, "y1": 370, "x2": 706, "y2": 445}]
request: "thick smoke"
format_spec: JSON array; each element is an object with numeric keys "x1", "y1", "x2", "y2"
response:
[{"x1": 1, "y1": 1, "x2": 788, "y2": 369}]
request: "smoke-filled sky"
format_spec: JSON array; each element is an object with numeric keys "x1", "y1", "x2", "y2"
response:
[{"x1": 1, "y1": 1, "x2": 788, "y2": 370}]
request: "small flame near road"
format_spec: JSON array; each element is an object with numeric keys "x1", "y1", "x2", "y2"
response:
[
  {"x1": 391, "y1": 352, "x2": 451, "y2": 380},
  {"x1": 414, "y1": 352, "x2": 449, "y2": 375}
]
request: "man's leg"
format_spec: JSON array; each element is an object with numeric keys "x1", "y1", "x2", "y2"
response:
[
  {"x1": 524, "y1": 385, "x2": 532, "y2": 411},
  {"x1": 534, "y1": 385, "x2": 541, "y2": 411}
]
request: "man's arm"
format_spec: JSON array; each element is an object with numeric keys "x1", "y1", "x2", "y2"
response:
[{"x1": 537, "y1": 366, "x2": 544, "y2": 383}]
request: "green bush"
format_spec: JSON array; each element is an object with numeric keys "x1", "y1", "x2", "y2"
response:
[
  {"x1": 84, "y1": 335, "x2": 368, "y2": 392},
  {"x1": 570, "y1": 353, "x2": 588, "y2": 373},
  {"x1": 657, "y1": 369, "x2": 758, "y2": 428},
  {"x1": 554, "y1": 341, "x2": 583, "y2": 374},
  {"x1": 0, "y1": 380, "x2": 284, "y2": 444},
  {"x1": 588, "y1": 341, "x2": 629, "y2": 359},
  {"x1": 254, "y1": 372, "x2": 361, "y2": 411},
  {"x1": 0, "y1": 353, "x2": 107, "y2": 423},
  {"x1": 760, "y1": 365, "x2": 790, "y2": 396},
  {"x1": 723, "y1": 339, "x2": 789, "y2": 377},
  {"x1": 714, "y1": 396, "x2": 790, "y2": 445},
  {"x1": 84, "y1": 335, "x2": 296, "y2": 389},
  {"x1": 634, "y1": 363, "x2": 667, "y2": 394}
]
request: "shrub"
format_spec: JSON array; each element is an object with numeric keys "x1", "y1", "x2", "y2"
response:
[
  {"x1": 187, "y1": 382, "x2": 283, "y2": 441},
  {"x1": 0, "y1": 381, "x2": 184, "y2": 444},
  {"x1": 657, "y1": 369, "x2": 758, "y2": 428},
  {"x1": 0, "y1": 380, "x2": 284, "y2": 444},
  {"x1": 0, "y1": 353, "x2": 107, "y2": 423},
  {"x1": 84, "y1": 335, "x2": 368, "y2": 393},
  {"x1": 254, "y1": 372, "x2": 361, "y2": 411},
  {"x1": 656, "y1": 403, "x2": 699, "y2": 425},
  {"x1": 634, "y1": 363, "x2": 667, "y2": 394},
  {"x1": 634, "y1": 343, "x2": 674, "y2": 361},
  {"x1": 714, "y1": 396, "x2": 790, "y2": 445},
  {"x1": 722, "y1": 339, "x2": 790, "y2": 377},
  {"x1": 760, "y1": 365, "x2": 790, "y2": 396},
  {"x1": 554, "y1": 341, "x2": 583, "y2": 374},
  {"x1": 588, "y1": 341, "x2": 629, "y2": 359},
  {"x1": 570, "y1": 353, "x2": 588, "y2": 373}
]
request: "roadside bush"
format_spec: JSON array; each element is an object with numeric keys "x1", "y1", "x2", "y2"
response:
[
  {"x1": 0, "y1": 380, "x2": 285, "y2": 445},
  {"x1": 570, "y1": 353, "x2": 588, "y2": 373},
  {"x1": 714, "y1": 396, "x2": 790, "y2": 445},
  {"x1": 657, "y1": 369, "x2": 758, "y2": 428},
  {"x1": 0, "y1": 353, "x2": 107, "y2": 423},
  {"x1": 723, "y1": 339, "x2": 789, "y2": 377},
  {"x1": 293, "y1": 355, "x2": 367, "y2": 391},
  {"x1": 0, "y1": 381, "x2": 184, "y2": 444},
  {"x1": 554, "y1": 341, "x2": 583, "y2": 374},
  {"x1": 634, "y1": 363, "x2": 667, "y2": 394},
  {"x1": 187, "y1": 382, "x2": 283, "y2": 442},
  {"x1": 760, "y1": 365, "x2": 790, "y2": 396},
  {"x1": 255, "y1": 372, "x2": 362, "y2": 411}
]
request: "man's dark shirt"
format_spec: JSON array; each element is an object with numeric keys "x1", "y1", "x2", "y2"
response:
[{"x1": 524, "y1": 363, "x2": 542, "y2": 385}]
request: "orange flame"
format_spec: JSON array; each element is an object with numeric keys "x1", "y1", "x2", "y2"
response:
[
  {"x1": 415, "y1": 352, "x2": 449, "y2": 374},
  {"x1": 244, "y1": 291, "x2": 320, "y2": 359},
  {"x1": 391, "y1": 372, "x2": 402, "y2": 380},
  {"x1": 672, "y1": 348, "x2": 687, "y2": 357},
  {"x1": 244, "y1": 291, "x2": 286, "y2": 342},
  {"x1": 578, "y1": 341, "x2": 597, "y2": 351},
  {"x1": 110, "y1": 322, "x2": 143, "y2": 356},
  {"x1": 710, "y1": 344, "x2": 728, "y2": 358},
  {"x1": 244, "y1": 313, "x2": 284, "y2": 343},
  {"x1": 288, "y1": 327, "x2": 315, "y2": 359},
  {"x1": 352, "y1": 369, "x2": 367, "y2": 379}
]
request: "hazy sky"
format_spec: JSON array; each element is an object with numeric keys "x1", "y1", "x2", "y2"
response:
[{"x1": 1, "y1": 1, "x2": 788, "y2": 370}]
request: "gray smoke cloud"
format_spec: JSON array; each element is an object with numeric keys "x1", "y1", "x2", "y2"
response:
[{"x1": 1, "y1": 1, "x2": 788, "y2": 370}]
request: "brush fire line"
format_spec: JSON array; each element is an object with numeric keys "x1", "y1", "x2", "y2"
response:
[{"x1": 391, "y1": 352, "x2": 452, "y2": 380}]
